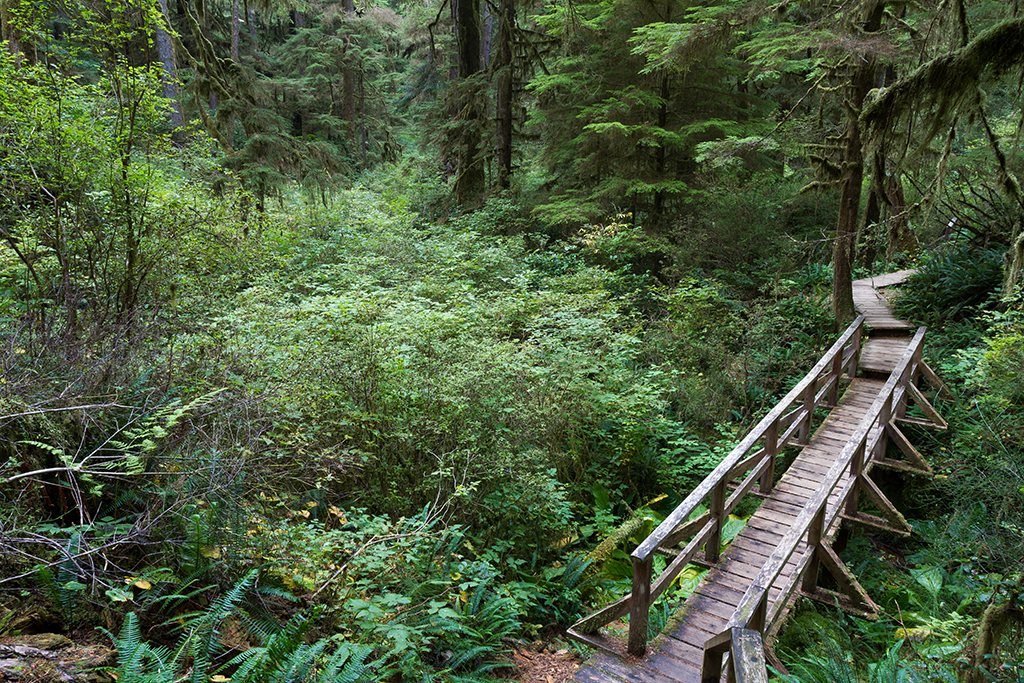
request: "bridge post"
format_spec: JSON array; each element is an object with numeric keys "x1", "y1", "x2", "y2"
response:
[
  {"x1": 799, "y1": 383, "x2": 815, "y2": 444},
  {"x1": 873, "y1": 394, "x2": 893, "y2": 461},
  {"x1": 845, "y1": 442, "x2": 865, "y2": 516},
  {"x1": 801, "y1": 506, "x2": 825, "y2": 594},
  {"x1": 849, "y1": 321, "x2": 862, "y2": 379},
  {"x1": 627, "y1": 555, "x2": 653, "y2": 655},
  {"x1": 759, "y1": 422, "x2": 778, "y2": 494},
  {"x1": 706, "y1": 480, "x2": 726, "y2": 564},
  {"x1": 828, "y1": 337, "x2": 844, "y2": 405}
]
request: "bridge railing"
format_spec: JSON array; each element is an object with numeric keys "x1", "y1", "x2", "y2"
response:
[
  {"x1": 700, "y1": 326, "x2": 928, "y2": 683},
  {"x1": 567, "y1": 315, "x2": 866, "y2": 654}
]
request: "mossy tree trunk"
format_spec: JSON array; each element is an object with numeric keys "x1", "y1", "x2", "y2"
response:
[
  {"x1": 832, "y1": 0, "x2": 884, "y2": 326},
  {"x1": 453, "y1": 0, "x2": 485, "y2": 207},
  {"x1": 494, "y1": 0, "x2": 513, "y2": 191},
  {"x1": 967, "y1": 574, "x2": 1024, "y2": 683},
  {"x1": 155, "y1": 0, "x2": 185, "y2": 140}
]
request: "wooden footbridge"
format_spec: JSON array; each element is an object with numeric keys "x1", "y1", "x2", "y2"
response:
[{"x1": 568, "y1": 271, "x2": 948, "y2": 683}]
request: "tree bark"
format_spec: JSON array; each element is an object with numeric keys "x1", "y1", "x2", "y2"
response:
[
  {"x1": 341, "y1": 0, "x2": 357, "y2": 155},
  {"x1": 494, "y1": 0, "x2": 513, "y2": 191},
  {"x1": 966, "y1": 575, "x2": 1024, "y2": 683},
  {"x1": 155, "y1": 0, "x2": 186, "y2": 139},
  {"x1": 453, "y1": 0, "x2": 485, "y2": 207},
  {"x1": 832, "y1": 0, "x2": 884, "y2": 326}
]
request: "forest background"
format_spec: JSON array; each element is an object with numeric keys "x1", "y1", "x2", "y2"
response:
[{"x1": 0, "y1": 0, "x2": 1022, "y2": 679}]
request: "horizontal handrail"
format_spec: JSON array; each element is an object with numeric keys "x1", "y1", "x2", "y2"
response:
[
  {"x1": 631, "y1": 315, "x2": 865, "y2": 564},
  {"x1": 702, "y1": 327, "x2": 927, "y2": 682},
  {"x1": 616, "y1": 316, "x2": 865, "y2": 655}
]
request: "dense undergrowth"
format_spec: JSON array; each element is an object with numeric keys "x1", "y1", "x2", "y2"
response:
[{"x1": 0, "y1": 135, "x2": 841, "y2": 680}]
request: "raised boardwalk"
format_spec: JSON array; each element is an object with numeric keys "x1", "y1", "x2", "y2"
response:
[
  {"x1": 852, "y1": 269, "x2": 915, "y2": 331},
  {"x1": 570, "y1": 273, "x2": 944, "y2": 683}
]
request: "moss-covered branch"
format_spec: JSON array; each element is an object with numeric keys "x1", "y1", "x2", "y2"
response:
[{"x1": 861, "y1": 17, "x2": 1024, "y2": 147}]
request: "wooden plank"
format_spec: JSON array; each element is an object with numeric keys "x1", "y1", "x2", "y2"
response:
[
  {"x1": 575, "y1": 663, "x2": 627, "y2": 683},
  {"x1": 651, "y1": 637, "x2": 705, "y2": 678},
  {"x1": 730, "y1": 535, "x2": 794, "y2": 559},
  {"x1": 697, "y1": 581, "x2": 746, "y2": 606},
  {"x1": 646, "y1": 649, "x2": 702, "y2": 683},
  {"x1": 586, "y1": 652, "x2": 681, "y2": 683},
  {"x1": 671, "y1": 602, "x2": 731, "y2": 634}
]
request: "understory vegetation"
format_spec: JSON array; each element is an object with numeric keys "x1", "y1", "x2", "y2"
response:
[{"x1": 1, "y1": 0, "x2": 1023, "y2": 678}]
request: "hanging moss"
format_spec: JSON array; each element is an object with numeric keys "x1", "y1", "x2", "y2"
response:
[{"x1": 861, "y1": 17, "x2": 1024, "y2": 147}]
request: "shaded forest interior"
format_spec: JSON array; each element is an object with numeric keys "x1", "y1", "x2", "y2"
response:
[{"x1": 0, "y1": 0, "x2": 1023, "y2": 680}]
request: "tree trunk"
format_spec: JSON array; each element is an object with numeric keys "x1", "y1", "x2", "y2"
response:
[
  {"x1": 482, "y1": 0, "x2": 492, "y2": 68},
  {"x1": 967, "y1": 575, "x2": 1023, "y2": 683},
  {"x1": 453, "y1": 0, "x2": 485, "y2": 207},
  {"x1": 341, "y1": 0, "x2": 357, "y2": 155},
  {"x1": 247, "y1": 7, "x2": 258, "y2": 54},
  {"x1": 228, "y1": 0, "x2": 240, "y2": 147},
  {"x1": 1, "y1": 0, "x2": 24, "y2": 59},
  {"x1": 832, "y1": 0, "x2": 884, "y2": 326},
  {"x1": 494, "y1": 0, "x2": 513, "y2": 191},
  {"x1": 1006, "y1": 220, "x2": 1024, "y2": 295},
  {"x1": 884, "y1": 171, "x2": 917, "y2": 259},
  {"x1": 155, "y1": 0, "x2": 185, "y2": 139}
]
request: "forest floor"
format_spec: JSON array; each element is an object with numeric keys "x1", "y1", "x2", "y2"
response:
[{"x1": 509, "y1": 646, "x2": 580, "y2": 682}]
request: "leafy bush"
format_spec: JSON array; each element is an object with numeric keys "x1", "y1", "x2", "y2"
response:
[{"x1": 893, "y1": 246, "x2": 1003, "y2": 325}]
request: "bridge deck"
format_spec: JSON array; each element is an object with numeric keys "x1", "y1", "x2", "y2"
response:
[
  {"x1": 573, "y1": 379, "x2": 890, "y2": 683},
  {"x1": 572, "y1": 273, "x2": 922, "y2": 683},
  {"x1": 852, "y1": 270, "x2": 915, "y2": 331}
]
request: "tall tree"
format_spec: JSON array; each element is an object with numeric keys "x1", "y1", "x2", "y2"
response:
[
  {"x1": 830, "y1": 0, "x2": 885, "y2": 324},
  {"x1": 493, "y1": 0, "x2": 514, "y2": 190},
  {"x1": 452, "y1": 0, "x2": 485, "y2": 206},
  {"x1": 155, "y1": 0, "x2": 186, "y2": 136}
]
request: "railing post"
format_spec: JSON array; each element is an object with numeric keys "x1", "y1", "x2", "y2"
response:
[
  {"x1": 874, "y1": 395, "x2": 893, "y2": 461},
  {"x1": 627, "y1": 555, "x2": 653, "y2": 655},
  {"x1": 706, "y1": 480, "x2": 726, "y2": 564},
  {"x1": 848, "y1": 321, "x2": 862, "y2": 379},
  {"x1": 799, "y1": 382, "x2": 815, "y2": 444},
  {"x1": 749, "y1": 598, "x2": 767, "y2": 634},
  {"x1": 759, "y1": 421, "x2": 778, "y2": 495},
  {"x1": 896, "y1": 359, "x2": 913, "y2": 421},
  {"x1": 702, "y1": 630, "x2": 732, "y2": 683},
  {"x1": 801, "y1": 506, "x2": 825, "y2": 594},
  {"x1": 845, "y1": 442, "x2": 865, "y2": 516},
  {"x1": 828, "y1": 341, "x2": 843, "y2": 406}
]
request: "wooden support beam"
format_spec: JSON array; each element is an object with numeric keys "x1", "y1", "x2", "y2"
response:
[
  {"x1": 662, "y1": 511, "x2": 713, "y2": 549},
  {"x1": 802, "y1": 587, "x2": 881, "y2": 620},
  {"x1": 884, "y1": 423, "x2": 933, "y2": 474},
  {"x1": 905, "y1": 382, "x2": 948, "y2": 430},
  {"x1": 918, "y1": 359, "x2": 951, "y2": 400},
  {"x1": 841, "y1": 510, "x2": 912, "y2": 536},
  {"x1": 814, "y1": 541, "x2": 879, "y2": 614},
  {"x1": 854, "y1": 473, "x2": 913, "y2": 535},
  {"x1": 570, "y1": 593, "x2": 632, "y2": 634}
]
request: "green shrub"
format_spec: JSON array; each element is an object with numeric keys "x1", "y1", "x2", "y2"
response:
[{"x1": 893, "y1": 246, "x2": 1003, "y2": 325}]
